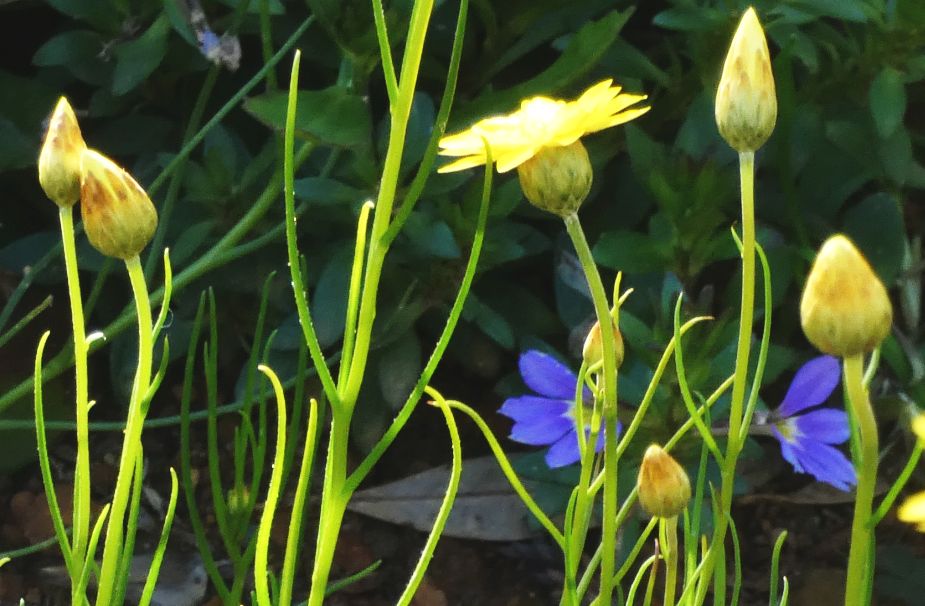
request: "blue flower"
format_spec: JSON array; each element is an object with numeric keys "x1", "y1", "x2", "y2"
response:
[
  {"x1": 771, "y1": 355, "x2": 856, "y2": 491},
  {"x1": 499, "y1": 350, "x2": 604, "y2": 468}
]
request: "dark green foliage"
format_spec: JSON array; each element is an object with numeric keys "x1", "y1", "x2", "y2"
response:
[{"x1": 1, "y1": 0, "x2": 923, "y2": 556}]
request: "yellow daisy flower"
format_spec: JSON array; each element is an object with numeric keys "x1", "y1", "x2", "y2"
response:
[
  {"x1": 898, "y1": 414, "x2": 925, "y2": 531},
  {"x1": 438, "y1": 79, "x2": 649, "y2": 174}
]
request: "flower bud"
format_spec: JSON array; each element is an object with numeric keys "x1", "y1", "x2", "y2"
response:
[
  {"x1": 637, "y1": 444, "x2": 691, "y2": 519},
  {"x1": 80, "y1": 149, "x2": 158, "y2": 260},
  {"x1": 516, "y1": 140, "x2": 592, "y2": 217},
  {"x1": 38, "y1": 97, "x2": 87, "y2": 208},
  {"x1": 715, "y1": 7, "x2": 777, "y2": 152},
  {"x1": 582, "y1": 318, "x2": 625, "y2": 370},
  {"x1": 800, "y1": 235, "x2": 892, "y2": 357}
]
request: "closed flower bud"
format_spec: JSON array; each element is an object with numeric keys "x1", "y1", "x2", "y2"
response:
[
  {"x1": 800, "y1": 235, "x2": 892, "y2": 357},
  {"x1": 80, "y1": 149, "x2": 158, "y2": 260},
  {"x1": 582, "y1": 318, "x2": 625, "y2": 370},
  {"x1": 715, "y1": 7, "x2": 777, "y2": 152},
  {"x1": 516, "y1": 140, "x2": 592, "y2": 217},
  {"x1": 638, "y1": 444, "x2": 691, "y2": 519},
  {"x1": 38, "y1": 97, "x2": 87, "y2": 208}
]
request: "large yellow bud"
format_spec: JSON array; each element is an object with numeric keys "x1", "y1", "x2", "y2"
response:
[
  {"x1": 800, "y1": 235, "x2": 892, "y2": 357},
  {"x1": 715, "y1": 7, "x2": 777, "y2": 152},
  {"x1": 38, "y1": 97, "x2": 87, "y2": 208},
  {"x1": 637, "y1": 444, "x2": 691, "y2": 519},
  {"x1": 80, "y1": 149, "x2": 158, "y2": 260},
  {"x1": 516, "y1": 140, "x2": 592, "y2": 217}
]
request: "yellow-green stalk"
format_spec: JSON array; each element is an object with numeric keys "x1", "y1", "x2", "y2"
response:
[
  {"x1": 703, "y1": 6, "x2": 776, "y2": 598},
  {"x1": 800, "y1": 235, "x2": 892, "y2": 605},
  {"x1": 80, "y1": 149, "x2": 159, "y2": 606},
  {"x1": 38, "y1": 97, "x2": 91, "y2": 592}
]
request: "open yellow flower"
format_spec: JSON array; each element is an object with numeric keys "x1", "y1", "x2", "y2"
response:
[
  {"x1": 438, "y1": 80, "x2": 649, "y2": 216},
  {"x1": 898, "y1": 415, "x2": 925, "y2": 531},
  {"x1": 438, "y1": 79, "x2": 649, "y2": 174}
]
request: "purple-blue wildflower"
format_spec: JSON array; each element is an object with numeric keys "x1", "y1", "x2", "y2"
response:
[
  {"x1": 499, "y1": 350, "x2": 604, "y2": 468},
  {"x1": 771, "y1": 355, "x2": 856, "y2": 491}
]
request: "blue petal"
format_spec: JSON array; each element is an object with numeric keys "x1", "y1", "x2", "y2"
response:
[
  {"x1": 774, "y1": 427, "x2": 804, "y2": 472},
  {"x1": 499, "y1": 396, "x2": 570, "y2": 423},
  {"x1": 509, "y1": 414, "x2": 572, "y2": 446},
  {"x1": 519, "y1": 350, "x2": 582, "y2": 400},
  {"x1": 545, "y1": 431, "x2": 582, "y2": 468},
  {"x1": 790, "y1": 440, "x2": 857, "y2": 491},
  {"x1": 794, "y1": 409, "x2": 851, "y2": 445},
  {"x1": 773, "y1": 427, "x2": 856, "y2": 491},
  {"x1": 778, "y1": 356, "x2": 840, "y2": 417}
]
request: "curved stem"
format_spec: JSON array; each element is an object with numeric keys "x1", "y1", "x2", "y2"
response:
[
  {"x1": 447, "y1": 400, "x2": 565, "y2": 547},
  {"x1": 58, "y1": 206, "x2": 90, "y2": 584},
  {"x1": 395, "y1": 389, "x2": 462, "y2": 606},
  {"x1": 95, "y1": 255, "x2": 154, "y2": 606},
  {"x1": 844, "y1": 354, "x2": 878, "y2": 606},
  {"x1": 279, "y1": 399, "x2": 320, "y2": 606},
  {"x1": 254, "y1": 365, "x2": 287, "y2": 606}
]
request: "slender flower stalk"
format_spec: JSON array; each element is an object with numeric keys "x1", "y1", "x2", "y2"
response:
[
  {"x1": 563, "y1": 213, "x2": 620, "y2": 603},
  {"x1": 702, "y1": 5, "x2": 776, "y2": 593},
  {"x1": 95, "y1": 255, "x2": 154, "y2": 606},
  {"x1": 800, "y1": 234, "x2": 892, "y2": 606},
  {"x1": 662, "y1": 515, "x2": 680, "y2": 606},
  {"x1": 38, "y1": 98, "x2": 91, "y2": 588},
  {"x1": 843, "y1": 355, "x2": 878, "y2": 606}
]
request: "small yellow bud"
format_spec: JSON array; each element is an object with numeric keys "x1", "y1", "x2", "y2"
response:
[
  {"x1": 582, "y1": 319, "x2": 625, "y2": 370},
  {"x1": 80, "y1": 149, "x2": 158, "y2": 260},
  {"x1": 800, "y1": 234, "x2": 892, "y2": 357},
  {"x1": 715, "y1": 7, "x2": 777, "y2": 152},
  {"x1": 637, "y1": 444, "x2": 691, "y2": 519},
  {"x1": 516, "y1": 140, "x2": 592, "y2": 217},
  {"x1": 38, "y1": 97, "x2": 87, "y2": 208}
]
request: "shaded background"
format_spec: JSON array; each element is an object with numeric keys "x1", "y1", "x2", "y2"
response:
[{"x1": 0, "y1": 0, "x2": 923, "y2": 603}]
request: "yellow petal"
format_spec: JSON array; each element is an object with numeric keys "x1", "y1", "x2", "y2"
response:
[
  {"x1": 912, "y1": 414, "x2": 925, "y2": 442},
  {"x1": 898, "y1": 491, "x2": 925, "y2": 524}
]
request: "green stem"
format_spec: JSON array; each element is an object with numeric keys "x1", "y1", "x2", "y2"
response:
[
  {"x1": 58, "y1": 206, "x2": 90, "y2": 585},
  {"x1": 844, "y1": 354, "x2": 878, "y2": 606},
  {"x1": 254, "y1": 365, "x2": 287, "y2": 606},
  {"x1": 727, "y1": 150, "x2": 755, "y2": 454},
  {"x1": 279, "y1": 399, "x2": 319, "y2": 606},
  {"x1": 562, "y1": 213, "x2": 619, "y2": 603},
  {"x1": 395, "y1": 390, "x2": 462, "y2": 606},
  {"x1": 95, "y1": 255, "x2": 154, "y2": 606},
  {"x1": 698, "y1": 150, "x2": 756, "y2": 602},
  {"x1": 340, "y1": 0, "x2": 434, "y2": 408},
  {"x1": 306, "y1": 414, "x2": 351, "y2": 606},
  {"x1": 664, "y1": 515, "x2": 679, "y2": 606}
]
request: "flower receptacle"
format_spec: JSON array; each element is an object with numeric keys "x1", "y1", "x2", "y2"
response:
[{"x1": 516, "y1": 140, "x2": 592, "y2": 217}]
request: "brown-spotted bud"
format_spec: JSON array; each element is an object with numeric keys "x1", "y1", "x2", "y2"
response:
[
  {"x1": 637, "y1": 444, "x2": 691, "y2": 519},
  {"x1": 715, "y1": 7, "x2": 777, "y2": 152},
  {"x1": 516, "y1": 140, "x2": 592, "y2": 217},
  {"x1": 582, "y1": 318, "x2": 625, "y2": 370},
  {"x1": 80, "y1": 149, "x2": 158, "y2": 260},
  {"x1": 800, "y1": 234, "x2": 892, "y2": 357},
  {"x1": 38, "y1": 97, "x2": 87, "y2": 208}
]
